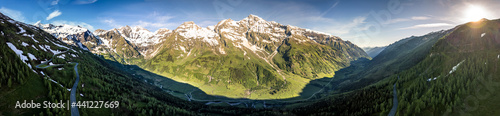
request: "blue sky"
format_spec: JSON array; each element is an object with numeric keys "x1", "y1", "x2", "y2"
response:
[{"x1": 1, "y1": 0, "x2": 499, "y2": 47}]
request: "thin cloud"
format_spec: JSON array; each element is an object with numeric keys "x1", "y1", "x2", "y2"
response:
[
  {"x1": 46, "y1": 10, "x2": 62, "y2": 20},
  {"x1": 411, "y1": 16, "x2": 430, "y2": 20},
  {"x1": 385, "y1": 16, "x2": 431, "y2": 24},
  {"x1": 322, "y1": 16, "x2": 368, "y2": 35},
  {"x1": 0, "y1": 7, "x2": 26, "y2": 22},
  {"x1": 102, "y1": 18, "x2": 121, "y2": 27},
  {"x1": 385, "y1": 18, "x2": 410, "y2": 24},
  {"x1": 399, "y1": 23, "x2": 452, "y2": 30},
  {"x1": 319, "y1": 0, "x2": 340, "y2": 17},
  {"x1": 73, "y1": 0, "x2": 97, "y2": 4},
  {"x1": 198, "y1": 20, "x2": 218, "y2": 27},
  {"x1": 133, "y1": 12, "x2": 177, "y2": 30},
  {"x1": 246, "y1": 1, "x2": 367, "y2": 36},
  {"x1": 135, "y1": 20, "x2": 174, "y2": 29},
  {"x1": 51, "y1": 0, "x2": 60, "y2": 5}
]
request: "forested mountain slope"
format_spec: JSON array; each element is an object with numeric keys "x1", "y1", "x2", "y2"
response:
[
  {"x1": 392, "y1": 18, "x2": 500, "y2": 115},
  {"x1": 291, "y1": 18, "x2": 500, "y2": 116},
  {"x1": 0, "y1": 12, "x2": 271, "y2": 116},
  {"x1": 334, "y1": 28, "x2": 452, "y2": 93}
]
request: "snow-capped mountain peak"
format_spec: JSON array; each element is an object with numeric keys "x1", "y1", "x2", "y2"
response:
[
  {"x1": 34, "y1": 23, "x2": 100, "y2": 51},
  {"x1": 242, "y1": 14, "x2": 265, "y2": 22},
  {"x1": 176, "y1": 21, "x2": 202, "y2": 31},
  {"x1": 174, "y1": 21, "x2": 218, "y2": 45},
  {"x1": 119, "y1": 25, "x2": 132, "y2": 30},
  {"x1": 132, "y1": 26, "x2": 150, "y2": 32},
  {"x1": 154, "y1": 28, "x2": 171, "y2": 35},
  {"x1": 109, "y1": 25, "x2": 160, "y2": 47},
  {"x1": 36, "y1": 23, "x2": 88, "y2": 35}
]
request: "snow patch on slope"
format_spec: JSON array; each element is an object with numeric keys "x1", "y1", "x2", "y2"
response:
[
  {"x1": 219, "y1": 47, "x2": 226, "y2": 54},
  {"x1": 27, "y1": 53, "x2": 37, "y2": 60},
  {"x1": 179, "y1": 46, "x2": 186, "y2": 53},
  {"x1": 449, "y1": 60, "x2": 465, "y2": 74},
  {"x1": 31, "y1": 45, "x2": 38, "y2": 50},
  {"x1": 21, "y1": 42, "x2": 29, "y2": 47},
  {"x1": 43, "y1": 45, "x2": 64, "y2": 55},
  {"x1": 57, "y1": 54, "x2": 66, "y2": 59},
  {"x1": 77, "y1": 42, "x2": 89, "y2": 51},
  {"x1": 52, "y1": 41, "x2": 69, "y2": 50},
  {"x1": 38, "y1": 45, "x2": 47, "y2": 51},
  {"x1": 6, "y1": 42, "x2": 30, "y2": 68},
  {"x1": 17, "y1": 25, "x2": 26, "y2": 34},
  {"x1": 427, "y1": 77, "x2": 439, "y2": 82}
]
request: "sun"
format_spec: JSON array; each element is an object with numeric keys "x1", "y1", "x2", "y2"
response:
[{"x1": 463, "y1": 5, "x2": 489, "y2": 22}]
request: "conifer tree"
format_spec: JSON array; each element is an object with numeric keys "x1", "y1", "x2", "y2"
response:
[{"x1": 7, "y1": 78, "x2": 12, "y2": 88}]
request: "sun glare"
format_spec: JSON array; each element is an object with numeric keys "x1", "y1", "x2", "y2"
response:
[{"x1": 463, "y1": 5, "x2": 489, "y2": 22}]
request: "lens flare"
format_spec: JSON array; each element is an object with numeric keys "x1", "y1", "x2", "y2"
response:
[{"x1": 463, "y1": 5, "x2": 489, "y2": 22}]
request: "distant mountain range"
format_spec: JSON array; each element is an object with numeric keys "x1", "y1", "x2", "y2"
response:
[
  {"x1": 34, "y1": 14, "x2": 369, "y2": 99},
  {"x1": 362, "y1": 46, "x2": 386, "y2": 58}
]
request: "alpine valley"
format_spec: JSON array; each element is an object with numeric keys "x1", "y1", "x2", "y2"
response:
[{"x1": 34, "y1": 14, "x2": 368, "y2": 99}]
